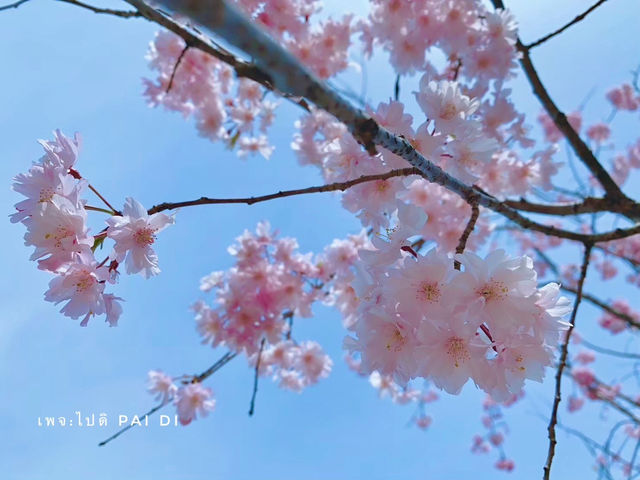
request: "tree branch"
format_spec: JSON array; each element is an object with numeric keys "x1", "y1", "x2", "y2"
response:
[
  {"x1": 453, "y1": 201, "x2": 480, "y2": 270},
  {"x1": 248, "y1": 338, "x2": 265, "y2": 417},
  {"x1": 581, "y1": 339, "x2": 640, "y2": 360},
  {"x1": 526, "y1": 0, "x2": 611, "y2": 49},
  {"x1": 99, "y1": 351, "x2": 236, "y2": 446},
  {"x1": 505, "y1": 196, "x2": 640, "y2": 217},
  {"x1": 142, "y1": 0, "x2": 640, "y2": 245},
  {"x1": 563, "y1": 287, "x2": 640, "y2": 330},
  {"x1": 490, "y1": 0, "x2": 630, "y2": 207},
  {"x1": 544, "y1": 243, "x2": 592, "y2": 480},
  {"x1": 56, "y1": 0, "x2": 141, "y2": 18},
  {"x1": 166, "y1": 43, "x2": 189, "y2": 93},
  {"x1": 147, "y1": 168, "x2": 420, "y2": 214},
  {"x1": 0, "y1": 0, "x2": 29, "y2": 11}
]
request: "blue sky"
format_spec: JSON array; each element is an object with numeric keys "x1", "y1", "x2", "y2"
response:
[{"x1": 1, "y1": 0, "x2": 639, "y2": 479}]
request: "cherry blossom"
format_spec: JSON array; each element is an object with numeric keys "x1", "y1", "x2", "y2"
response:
[
  {"x1": 147, "y1": 370, "x2": 178, "y2": 405},
  {"x1": 174, "y1": 383, "x2": 216, "y2": 425},
  {"x1": 106, "y1": 198, "x2": 175, "y2": 278}
]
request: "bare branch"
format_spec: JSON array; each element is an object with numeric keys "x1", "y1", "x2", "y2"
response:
[
  {"x1": 544, "y1": 243, "x2": 592, "y2": 480},
  {"x1": 166, "y1": 43, "x2": 189, "y2": 93},
  {"x1": 581, "y1": 339, "x2": 640, "y2": 360},
  {"x1": 248, "y1": 338, "x2": 265, "y2": 417},
  {"x1": 453, "y1": 201, "x2": 480, "y2": 270},
  {"x1": 505, "y1": 196, "x2": 640, "y2": 217},
  {"x1": 148, "y1": 168, "x2": 421, "y2": 214},
  {"x1": 563, "y1": 287, "x2": 640, "y2": 330},
  {"x1": 98, "y1": 402, "x2": 164, "y2": 447},
  {"x1": 0, "y1": 0, "x2": 29, "y2": 11},
  {"x1": 192, "y1": 350, "x2": 237, "y2": 383},
  {"x1": 56, "y1": 0, "x2": 141, "y2": 18},
  {"x1": 526, "y1": 0, "x2": 611, "y2": 49}
]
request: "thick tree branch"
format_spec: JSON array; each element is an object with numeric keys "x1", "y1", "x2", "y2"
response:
[
  {"x1": 544, "y1": 243, "x2": 592, "y2": 480},
  {"x1": 505, "y1": 196, "x2": 640, "y2": 217},
  {"x1": 526, "y1": 0, "x2": 611, "y2": 50}
]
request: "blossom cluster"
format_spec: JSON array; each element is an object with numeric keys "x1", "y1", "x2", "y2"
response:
[
  {"x1": 144, "y1": 1, "x2": 353, "y2": 158},
  {"x1": 361, "y1": 0, "x2": 518, "y2": 83},
  {"x1": 344, "y1": 209, "x2": 571, "y2": 400},
  {"x1": 147, "y1": 370, "x2": 216, "y2": 426},
  {"x1": 144, "y1": 31, "x2": 276, "y2": 158},
  {"x1": 192, "y1": 222, "x2": 332, "y2": 391},
  {"x1": 12, "y1": 130, "x2": 174, "y2": 326},
  {"x1": 292, "y1": 81, "x2": 559, "y2": 249}
]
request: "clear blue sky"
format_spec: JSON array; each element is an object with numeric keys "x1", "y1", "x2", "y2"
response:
[{"x1": 1, "y1": 0, "x2": 639, "y2": 479}]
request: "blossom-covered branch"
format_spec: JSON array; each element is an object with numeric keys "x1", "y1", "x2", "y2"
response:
[
  {"x1": 122, "y1": 0, "x2": 640, "y2": 245},
  {"x1": 123, "y1": 0, "x2": 311, "y2": 111}
]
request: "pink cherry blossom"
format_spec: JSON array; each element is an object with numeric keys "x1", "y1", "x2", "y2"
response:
[
  {"x1": 106, "y1": 198, "x2": 175, "y2": 278},
  {"x1": 43, "y1": 252, "x2": 118, "y2": 326},
  {"x1": 175, "y1": 383, "x2": 216, "y2": 426},
  {"x1": 147, "y1": 370, "x2": 178, "y2": 405},
  {"x1": 23, "y1": 196, "x2": 93, "y2": 272}
]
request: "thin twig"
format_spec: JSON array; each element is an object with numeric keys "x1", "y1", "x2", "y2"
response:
[
  {"x1": 581, "y1": 339, "x2": 640, "y2": 360},
  {"x1": 98, "y1": 402, "x2": 165, "y2": 447},
  {"x1": 563, "y1": 287, "x2": 640, "y2": 330},
  {"x1": 248, "y1": 338, "x2": 266, "y2": 417},
  {"x1": 453, "y1": 202, "x2": 480, "y2": 270},
  {"x1": 99, "y1": 351, "x2": 237, "y2": 446},
  {"x1": 629, "y1": 436, "x2": 640, "y2": 480},
  {"x1": 69, "y1": 168, "x2": 121, "y2": 214},
  {"x1": 84, "y1": 205, "x2": 116, "y2": 215},
  {"x1": 192, "y1": 350, "x2": 237, "y2": 383},
  {"x1": 526, "y1": 0, "x2": 610, "y2": 49},
  {"x1": 88, "y1": 184, "x2": 120, "y2": 214},
  {"x1": 0, "y1": 0, "x2": 29, "y2": 11},
  {"x1": 543, "y1": 243, "x2": 592, "y2": 480},
  {"x1": 166, "y1": 44, "x2": 189, "y2": 93},
  {"x1": 56, "y1": 0, "x2": 141, "y2": 18},
  {"x1": 148, "y1": 168, "x2": 420, "y2": 214}
]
